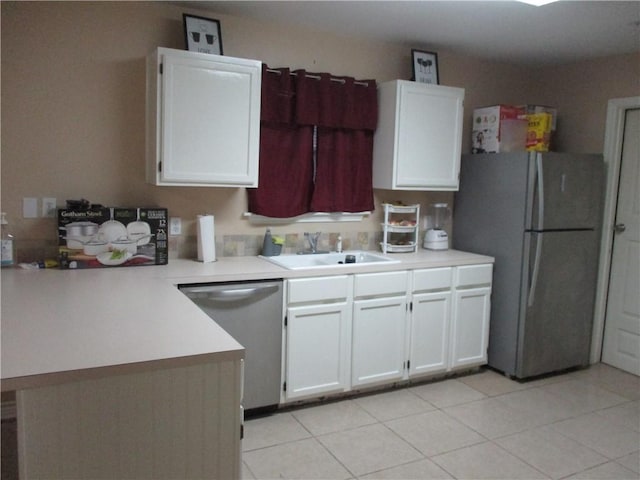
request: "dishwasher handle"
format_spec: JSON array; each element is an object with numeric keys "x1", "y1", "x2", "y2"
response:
[{"x1": 182, "y1": 284, "x2": 279, "y2": 302}]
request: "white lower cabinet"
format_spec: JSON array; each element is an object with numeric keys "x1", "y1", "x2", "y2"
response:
[
  {"x1": 284, "y1": 276, "x2": 351, "y2": 401},
  {"x1": 352, "y1": 297, "x2": 407, "y2": 386},
  {"x1": 450, "y1": 265, "x2": 493, "y2": 369},
  {"x1": 409, "y1": 267, "x2": 453, "y2": 377},
  {"x1": 410, "y1": 290, "x2": 452, "y2": 376},
  {"x1": 351, "y1": 271, "x2": 409, "y2": 387},
  {"x1": 282, "y1": 263, "x2": 492, "y2": 404}
]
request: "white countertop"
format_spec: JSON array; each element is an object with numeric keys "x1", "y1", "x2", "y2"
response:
[{"x1": 1, "y1": 249, "x2": 493, "y2": 391}]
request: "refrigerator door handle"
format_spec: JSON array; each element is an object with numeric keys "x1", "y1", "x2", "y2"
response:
[
  {"x1": 528, "y1": 233, "x2": 543, "y2": 307},
  {"x1": 536, "y1": 153, "x2": 545, "y2": 230}
]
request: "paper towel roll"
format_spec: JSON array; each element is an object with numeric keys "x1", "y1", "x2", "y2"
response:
[{"x1": 197, "y1": 215, "x2": 216, "y2": 263}]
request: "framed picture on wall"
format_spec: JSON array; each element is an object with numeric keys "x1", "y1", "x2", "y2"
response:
[
  {"x1": 183, "y1": 14, "x2": 224, "y2": 55},
  {"x1": 411, "y1": 49, "x2": 439, "y2": 85}
]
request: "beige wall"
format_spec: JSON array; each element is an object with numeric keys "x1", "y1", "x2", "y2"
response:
[
  {"x1": 1, "y1": 2, "x2": 638, "y2": 262},
  {"x1": 533, "y1": 52, "x2": 640, "y2": 153}
]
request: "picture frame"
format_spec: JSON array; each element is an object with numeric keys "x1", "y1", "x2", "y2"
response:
[
  {"x1": 411, "y1": 49, "x2": 439, "y2": 85},
  {"x1": 183, "y1": 14, "x2": 223, "y2": 55}
]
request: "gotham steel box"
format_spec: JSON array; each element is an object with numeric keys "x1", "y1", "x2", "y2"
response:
[
  {"x1": 58, "y1": 207, "x2": 168, "y2": 268},
  {"x1": 472, "y1": 105, "x2": 526, "y2": 153}
]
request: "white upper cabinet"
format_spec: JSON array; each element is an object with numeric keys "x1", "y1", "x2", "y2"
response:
[
  {"x1": 373, "y1": 80, "x2": 464, "y2": 191},
  {"x1": 146, "y1": 48, "x2": 261, "y2": 187}
]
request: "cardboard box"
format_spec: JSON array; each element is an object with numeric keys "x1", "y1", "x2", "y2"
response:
[
  {"x1": 521, "y1": 112, "x2": 553, "y2": 152},
  {"x1": 58, "y1": 207, "x2": 168, "y2": 268},
  {"x1": 517, "y1": 105, "x2": 557, "y2": 131},
  {"x1": 472, "y1": 105, "x2": 526, "y2": 153}
]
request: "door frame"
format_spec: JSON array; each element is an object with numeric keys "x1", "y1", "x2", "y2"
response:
[{"x1": 591, "y1": 96, "x2": 640, "y2": 363}]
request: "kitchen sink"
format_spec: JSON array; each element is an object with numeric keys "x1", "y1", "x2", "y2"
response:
[{"x1": 260, "y1": 250, "x2": 401, "y2": 270}]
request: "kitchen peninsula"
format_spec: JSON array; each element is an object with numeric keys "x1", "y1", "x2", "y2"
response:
[{"x1": 2, "y1": 249, "x2": 492, "y2": 479}]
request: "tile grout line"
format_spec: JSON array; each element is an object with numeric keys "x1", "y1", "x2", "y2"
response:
[{"x1": 241, "y1": 365, "x2": 639, "y2": 480}]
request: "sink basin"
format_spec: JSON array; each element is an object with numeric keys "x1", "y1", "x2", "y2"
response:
[{"x1": 260, "y1": 251, "x2": 401, "y2": 270}]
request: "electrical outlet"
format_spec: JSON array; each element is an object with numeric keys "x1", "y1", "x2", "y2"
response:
[
  {"x1": 42, "y1": 197, "x2": 57, "y2": 218},
  {"x1": 169, "y1": 217, "x2": 182, "y2": 235},
  {"x1": 23, "y1": 197, "x2": 38, "y2": 218}
]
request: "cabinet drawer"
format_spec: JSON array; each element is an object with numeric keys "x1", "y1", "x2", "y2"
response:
[
  {"x1": 288, "y1": 276, "x2": 350, "y2": 304},
  {"x1": 354, "y1": 271, "x2": 408, "y2": 298},
  {"x1": 455, "y1": 264, "x2": 493, "y2": 288},
  {"x1": 412, "y1": 267, "x2": 452, "y2": 292}
]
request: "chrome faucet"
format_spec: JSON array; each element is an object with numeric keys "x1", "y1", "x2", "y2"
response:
[{"x1": 304, "y1": 232, "x2": 321, "y2": 253}]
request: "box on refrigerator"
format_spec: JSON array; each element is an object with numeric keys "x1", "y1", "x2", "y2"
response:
[
  {"x1": 472, "y1": 105, "x2": 527, "y2": 154},
  {"x1": 522, "y1": 112, "x2": 553, "y2": 152},
  {"x1": 517, "y1": 105, "x2": 557, "y2": 131},
  {"x1": 517, "y1": 105, "x2": 556, "y2": 152},
  {"x1": 58, "y1": 207, "x2": 168, "y2": 268}
]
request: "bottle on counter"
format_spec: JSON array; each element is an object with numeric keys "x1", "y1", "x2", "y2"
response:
[
  {"x1": 262, "y1": 228, "x2": 274, "y2": 256},
  {"x1": 1, "y1": 212, "x2": 15, "y2": 267}
]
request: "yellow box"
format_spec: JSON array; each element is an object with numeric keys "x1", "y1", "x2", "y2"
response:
[
  {"x1": 523, "y1": 113, "x2": 552, "y2": 152},
  {"x1": 518, "y1": 105, "x2": 557, "y2": 131}
]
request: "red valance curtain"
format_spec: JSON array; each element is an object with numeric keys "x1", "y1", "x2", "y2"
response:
[{"x1": 247, "y1": 65, "x2": 377, "y2": 217}]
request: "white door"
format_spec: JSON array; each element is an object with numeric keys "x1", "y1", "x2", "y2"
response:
[
  {"x1": 602, "y1": 108, "x2": 640, "y2": 375},
  {"x1": 285, "y1": 302, "x2": 351, "y2": 400},
  {"x1": 409, "y1": 291, "x2": 451, "y2": 376},
  {"x1": 395, "y1": 82, "x2": 464, "y2": 190},
  {"x1": 352, "y1": 297, "x2": 407, "y2": 386},
  {"x1": 161, "y1": 53, "x2": 260, "y2": 186},
  {"x1": 450, "y1": 287, "x2": 491, "y2": 369}
]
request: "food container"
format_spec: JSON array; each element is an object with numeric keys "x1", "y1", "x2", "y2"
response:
[
  {"x1": 517, "y1": 104, "x2": 557, "y2": 131},
  {"x1": 521, "y1": 112, "x2": 553, "y2": 152}
]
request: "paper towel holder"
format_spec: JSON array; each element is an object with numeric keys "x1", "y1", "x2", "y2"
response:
[{"x1": 197, "y1": 214, "x2": 217, "y2": 263}]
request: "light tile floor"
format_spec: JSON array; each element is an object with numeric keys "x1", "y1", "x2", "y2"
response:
[{"x1": 242, "y1": 363, "x2": 640, "y2": 480}]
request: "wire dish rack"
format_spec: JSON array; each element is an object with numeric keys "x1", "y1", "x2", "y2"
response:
[{"x1": 380, "y1": 203, "x2": 419, "y2": 254}]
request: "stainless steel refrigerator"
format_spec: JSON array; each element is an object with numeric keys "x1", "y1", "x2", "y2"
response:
[{"x1": 453, "y1": 152, "x2": 604, "y2": 379}]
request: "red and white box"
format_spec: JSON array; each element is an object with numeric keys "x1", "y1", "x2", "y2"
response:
[{"x1": 472, "y1": 105, "x2": 526, "y2": 153}]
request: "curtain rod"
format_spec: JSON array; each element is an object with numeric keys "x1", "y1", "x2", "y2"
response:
[{"x1": 265, "y1": 68, "x2": 371, "y2": 87}]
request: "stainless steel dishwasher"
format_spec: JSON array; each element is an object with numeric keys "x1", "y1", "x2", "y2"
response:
[{"x1": 179, "y1": 279, "x2": 283, "y2": 413}]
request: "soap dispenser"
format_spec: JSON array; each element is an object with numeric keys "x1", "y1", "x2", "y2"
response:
[{"x1": 262, "y1": 228, "x2": 274, "y2": 256}]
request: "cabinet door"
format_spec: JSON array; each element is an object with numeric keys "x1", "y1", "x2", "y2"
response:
[
  {"x1": 352, "y1": 296, "x2": 407, "y2": 387},
  {"x1": 285, "y1": 302, "x2": 350, "y2": 400},
  {"x1": 410, "y1": 291, "x2": 452, "y2": 376},
  {"x1": 373, "y1": 81, "x2": 464, "y2": 191},
  {"x1": 151, "y1": 49, "x2": 261, "y2": 187},
  {"x1": 450, "y1": 287, "x2": 491, "y2": 369},
  {"x1": 396, "y1": 81, "x2": 463, "y2": 190}
]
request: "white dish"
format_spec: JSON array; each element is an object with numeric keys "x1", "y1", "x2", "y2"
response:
[
  {"x1": 98, "y1": 221, "x2": 127, "y2": 243},
  {"x1": 97, "y1": 251, "x2": 133, "y2": 266}
]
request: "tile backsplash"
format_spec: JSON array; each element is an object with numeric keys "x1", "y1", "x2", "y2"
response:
[
  {"x1": 19, "y1": 230, "x2": 399, "y2": 264},
  {"x1": 170, "y1": 231, "x2": 385, "y2": 260}
]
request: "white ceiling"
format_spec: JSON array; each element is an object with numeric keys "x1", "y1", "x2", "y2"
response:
[{"x1": 185, "y1": 0, "x2": 640, "y2": 66}]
